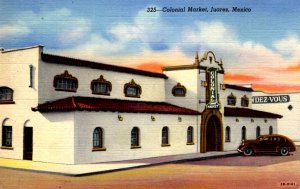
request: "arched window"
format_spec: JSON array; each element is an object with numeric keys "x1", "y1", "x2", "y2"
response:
[
  {"x1": 2, "y1": 119, "x2": 12, "y2": 147},
  {"x1": 187, "y1": 126, "x2": 194, "y2": 144},
  {"x1": 91, "y1": 75, "x2": 112, "y2": 95},
  {"x1": 162, "y1": 127, "x2": 170, "y2": 146},
  {"x1": 53, "y1": 70, "x2": 78, "y2": 92},
  {"x1": 225, "y1": 126, "x2": 231, "y2": 142},
  {"x1": 269, "y1": 126, "x2": 273, "y2": 135},
  {"x1": 93, "y1": 127, "x2": 105, "y2": 150},
  {"x1": 172, "y1": 83, "x2": 187, "y2": 97},
  {"x1": 131, "y1": 127, "x2": 140, "y2": 148},
  {"x1": 0, "y1": 87, "x2": 14, "y2": 104},
  {"x1": 124, "y1": 79, "x2": 142, "y2": 98},
  {"x1": 256, "y1": 126, "x2": 261, "y2": 138},
  {"x1": 227, "y1": 93, "x2": 236, "y2": 106},
  {"x1": 241, "y1": 95, "x2": 249, "y2": 107},
  {"x1": 242, "y1": 126, "x2": 246, "y2": 140}
]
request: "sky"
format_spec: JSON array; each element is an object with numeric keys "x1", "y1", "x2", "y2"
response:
[{"x1": 0, "y1": 0, "x2": 300, "y2": 93}]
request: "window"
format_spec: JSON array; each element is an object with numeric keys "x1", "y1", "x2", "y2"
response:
[
  {"x1": 241, "y1": 95, "x2": 249, "y2": 107},
  {"x1": 92, "y1": 127, "x2": 105, "y2": 151},
  {"x1": 131, "y1": 127, "x2": 140, "y2": 148},
  {"x1": 187, "y1": 126, "x2": 194, "y2": 144},
  {"x1": 162, "y1": 127, "x2": 170, "y2": 146},
  {"x1": 2, "y1": 126, "x2": 12, "y2": 147},
  {"x1": 172, "y1": 83, "x2": 187, "y2": 97},
  {"x1": 256, "y1": 126, "x2": 261, "y2": 138},
  {"x1": 0, "y1": 87, "x2": 14, "y2": 104},
  {"x1": 225, "y1": 126, "x2": 231, "y2": 142},
  {"x1": 91, "y1": 75, "x2": 112, "y2": 95},
  {"x1": 53, "y1": 71, "x2": 78, "y2": 92},
  {"x1": 29, "y1": 65, "x2": 33, "y2": 88},
  {"x1": 124, "y1": 79, "x2": 142, "y2": 98},
  {"x1": 269, "y1": 126, "x2": 273, "y2": 135},
  {"x1": 242, "y1": 126, "x2": 246, "y2": 140},
  {"x1": 227, "y1": 93, "x2": 236, "y2": 106}
]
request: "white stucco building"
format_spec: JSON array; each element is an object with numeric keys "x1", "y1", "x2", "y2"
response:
[{"x1": 0, "y1": 45, "x2": 287, "y2": 164}]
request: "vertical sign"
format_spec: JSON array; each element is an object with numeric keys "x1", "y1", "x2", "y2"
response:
[{"x1": 206, "y1": 67, "x2": 221, "y2": 109}]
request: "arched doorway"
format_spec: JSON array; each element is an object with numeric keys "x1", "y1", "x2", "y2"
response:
[
  {"x1": 206, "y1": 115, "x2": 222, "y2": 151},
  {"x1": 200, "y1": 109, "x2": 224, "y2": 153}
]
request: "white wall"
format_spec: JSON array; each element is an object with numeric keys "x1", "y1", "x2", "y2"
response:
[
  {"x1": 38, "y1": 60, "x2": 166, "y2": 103},
  {"x1": 164, "y1": 69, "x2": 199, "y2": 111},
  {"x1": 0, "y1": 47, "x2": 41, "y2": 160},
  {"x1": 223, "y1": 117, "x2": 277, "y2": 151},
  {"x1": 223, "y1": 88, "x2": 252, "y2": 109},
  {"x1": 74, "y1": 111, "x2": 199, "y2": 164},
  {"x1": 32, "y1": 112, "x2": 75, "y2": 164},
  {"x1": 252, "y1": 92, "x2": 300, "y2": 142}
]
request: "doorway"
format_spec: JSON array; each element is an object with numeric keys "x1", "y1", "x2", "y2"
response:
[
  {"x1": 205, "y1": 115, "x2": 222, "y2": 152},
  {"x1": 23, "y1": 127, "x2": 33, "y2": 160}
]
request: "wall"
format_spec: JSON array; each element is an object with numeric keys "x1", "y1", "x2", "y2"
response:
[
  {"x1": 0, "y1": 47, "x2": 41, "y2": 160},
  {"x1": 74, "y1": 111, "x2": 199, "y2": 164},
  {"x1": 0, "y1": 47, "x2": 76, "y2": 164},
  {"x1": 164, "y1": 69, "x2": 199, "y2": 111},
  {"x1": 252, "y1": 92, "x2": 300, "y2": 142},
  {"x1": 223, "y1": 117, "x2": 277, "y2": 151},
  {"x1": 38, "y1": 60, "x2": 166, "y2": 104},
  {"x1": 30, "y1": 112, "x2": 76, "y2": 164}
]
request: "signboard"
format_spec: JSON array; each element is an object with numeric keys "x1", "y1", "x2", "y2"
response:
[
  {"x1": 252, "y1": 95, "x2": 290, "y2": 104},
  {"x1": 206, "y1": 67, "x2": 221, "y2": 109}
]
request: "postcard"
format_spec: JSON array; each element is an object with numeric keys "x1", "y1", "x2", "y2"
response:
[{"x1": 0, "y1": 1, "x2": 299, "y2": 188}]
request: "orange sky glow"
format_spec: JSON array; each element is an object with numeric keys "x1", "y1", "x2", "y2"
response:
[{"x1": 135, "y1": 62, "x2": 300, "y2": 93}]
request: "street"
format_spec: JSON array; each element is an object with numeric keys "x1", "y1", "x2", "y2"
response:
[{"x1": 0, "y1": 149, "x2": 299, "y2": 189}]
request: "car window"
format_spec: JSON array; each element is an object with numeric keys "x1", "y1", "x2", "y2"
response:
[{"x1": 263, "y1": 137, "x2": 269, "y2": 141}]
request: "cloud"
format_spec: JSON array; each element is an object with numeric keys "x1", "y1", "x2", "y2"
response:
[
  {"x1": 0, "y1": 24, "x2": 30, "y2": 39},
  {"x1": 273, "y1": 34, "x2": 300, "y2": 58},
  {"x1": 3, "y1": 6, "x2": 299, "y2": 92},
  {"x1": 0, "y1": 8, "x2": 91, "y2": 46}
]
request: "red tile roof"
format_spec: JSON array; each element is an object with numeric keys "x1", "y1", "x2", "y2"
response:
[
  {"x1": 32, "y1": 96, "x2": 201, "y2": 115},
  {"x1": 225, "y1": 84, "x2": 254, "y2": 92},
  {"x1": 224, "y1": 107, "x2": 282, "y2": 118},
  {"x1": 41, "y1": 53, "x2": 168, "y2": 79}
]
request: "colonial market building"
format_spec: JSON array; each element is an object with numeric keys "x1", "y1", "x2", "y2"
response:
[{"x1": 0, "y1": 45, "x2": 286, "y2": 164}]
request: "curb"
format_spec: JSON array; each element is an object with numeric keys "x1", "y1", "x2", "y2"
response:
[{"x1": 0, "y1": 152, "x2": 240, "y2": 177}]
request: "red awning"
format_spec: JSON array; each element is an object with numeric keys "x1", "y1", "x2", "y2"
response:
[
  {"x1": 32, "y1": 96, "x2": 201, "y2": 115},
  {"x1": 224, "y1": 107, "x2": 282, "y2": 118}
]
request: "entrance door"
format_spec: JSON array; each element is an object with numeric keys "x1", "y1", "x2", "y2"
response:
[
  {"x1": 206, "y1": 116, "x2": 221, "y2": 152},
  {"x1": 23, "y1": 127, "x2": 33, "y2": 160}
]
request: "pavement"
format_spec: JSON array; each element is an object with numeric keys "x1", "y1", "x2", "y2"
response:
[{"x1": 0, "y1": 150, "x2": 238, "y2": 176}]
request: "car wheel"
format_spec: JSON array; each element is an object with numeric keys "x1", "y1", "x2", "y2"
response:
[
  {"x1": 243, "y1": 148, "x2": 253, "y2": 156},
  {"x1": 280, "y1": 147, "x2": 289, "y2": 156}
]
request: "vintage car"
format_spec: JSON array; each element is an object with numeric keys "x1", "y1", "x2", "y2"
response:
[{"x1": 237, "y1": 134, "x2": 296, "y2": 156}]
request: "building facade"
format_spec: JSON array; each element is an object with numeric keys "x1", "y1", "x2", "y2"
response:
[{"x1": 0, "y1": 46, "x2": 283, "y2": 164}]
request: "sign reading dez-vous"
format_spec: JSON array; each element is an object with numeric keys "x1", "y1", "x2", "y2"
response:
[{"x1": 252, "y1": 95, "x2": 290, "y2": 104}]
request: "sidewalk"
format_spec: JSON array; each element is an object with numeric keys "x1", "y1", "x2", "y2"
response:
[{"x1": 0, "y1": 151, "x2": 238, "y2": 176}]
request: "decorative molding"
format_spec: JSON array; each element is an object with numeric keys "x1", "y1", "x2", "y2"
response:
[
  {"x1": 53, "y1": 70, "x2": 78, "y2": 92},
  {"x1": 124, "y1": 79, "x2": 142, "y2": 98},
  {"x1": 172, "y1": 83, "x2": 187, "y2": 97},
  {"x1": 227, "y1": 93, "x2": 237, "y2": 106},
  {"x1": 92, "y1": 147, "x2": 107, "y2": 152},
  {"x1": 90, "y1": 75, "x2": 112, "y2": 95},
  {"x1": 241, "y1": 95, "x2": 249, "y2": 107}
]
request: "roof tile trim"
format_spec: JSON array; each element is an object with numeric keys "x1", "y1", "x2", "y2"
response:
[
  {"x1": 225, "y1": 84, "x2": 254, "y2": 92},
  {"x1": 32, "y1": 96, "x2": 201, "y2": 115},
  {"x1": 224, "y1": 107, "x2": 282, "y2": 118},
  {"x1": 41, "y1": 53, "x2": 168, "y2": 79}
]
